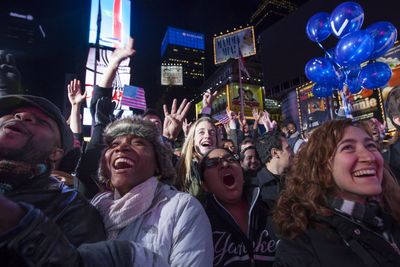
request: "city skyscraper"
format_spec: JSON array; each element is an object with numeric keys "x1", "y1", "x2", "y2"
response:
[{"x1": 160, "y1": 27, "x2": 206, "y2": 102}]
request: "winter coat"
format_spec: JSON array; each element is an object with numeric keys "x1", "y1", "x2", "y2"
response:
[
  {"x1": 110, "y1": 182, "x2": 214, "y2": 266},
  {"x1": 0, "y1": 181, "x2": 213, "y2": 267},
  {"x1": 274, "y1": 211, "x2": 400, "y2": 267},
  {"x1": 247, "y1": 167, "x2": 282, "y2": 208},
  {"x1": 1, "y1": 173, "x2": 106, "y2": 266},
  {"x1": 204, "y1": 187, "x2": 279, "y2": 267}
]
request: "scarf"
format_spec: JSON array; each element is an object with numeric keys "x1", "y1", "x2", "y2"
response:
[
  {"x1": 91, "y1": 176, "x2": 159, "y2": 240},
  {"x1": 0, "y1": 160, "x2": 47, "y2": 194}
]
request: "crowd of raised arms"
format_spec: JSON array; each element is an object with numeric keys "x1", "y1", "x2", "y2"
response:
[{"x1": 0, "y1": 38, "x2": 399, "y2": 267}]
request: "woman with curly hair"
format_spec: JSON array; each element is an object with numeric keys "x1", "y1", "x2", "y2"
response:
[
  {"x1": 175, "y1": 116, "x2": 219, "y2": 199},
  {"x1": 273, "y1": 119, "x2": 400, "y2": 267}
]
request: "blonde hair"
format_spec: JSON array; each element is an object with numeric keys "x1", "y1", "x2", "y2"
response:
[{"x1": 175, "y1": 117, "x2": 218, "y2": 191}]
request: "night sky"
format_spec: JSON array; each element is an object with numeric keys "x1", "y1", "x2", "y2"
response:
[
  {"x1": 131, "y1": 0, "x2": 260, "y2": 108},
  {"x1": 0, "y1": 0, "x2": 309, "y2": 110}
]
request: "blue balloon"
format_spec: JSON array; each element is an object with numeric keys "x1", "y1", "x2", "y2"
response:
[
  {"x1": 366, "y1": 21, "x2": 398, "y2": 59},
  {"x1": 344, "y1": 77, "x2": 362, "y2": 94},
  {"x1": 306, "y1": 12, "x2": 332, "y2": 42},
  {"x1": 330, "y1": 2, "x2": 364, "y2": 38},
  {"x1": 305, "y1": 57, "x2": 339, "y2": 85},
  {"x1": 359, "y1": 62, "x2": 392, "y2": 89},
  {"x1": 337, "y1": 65, "x2": 361, "y2": 93},
  {"x1": 313, "y1": 84, "x2": 333, "y2": 98},
  {"x1": 335, "y1": 30, "x2": 374, "y2": 66}
]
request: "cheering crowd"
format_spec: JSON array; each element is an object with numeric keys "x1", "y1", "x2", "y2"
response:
[{"x1": 0, "y1": 38, "x2": 399, "y2": 267}]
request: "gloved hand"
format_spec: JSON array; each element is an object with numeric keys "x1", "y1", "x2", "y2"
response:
[
  {"x1": 0, "y1": 50, "x2": 21, "y2": 96},
  {"x1": 94, "y1": 97, "x2": 116, "y2": 127}
]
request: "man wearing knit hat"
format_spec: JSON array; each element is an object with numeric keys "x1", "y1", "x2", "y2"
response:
[{"x1": 0, "y1": 94, "x2": 105, "y2": 266}]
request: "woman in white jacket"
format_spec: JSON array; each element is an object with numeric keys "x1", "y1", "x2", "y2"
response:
[{"x1": 91, "y1": 115, "x2": 213, "y2": 266}]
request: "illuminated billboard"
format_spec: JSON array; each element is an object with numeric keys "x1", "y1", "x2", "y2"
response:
[
  {"x1": 296, "y1": 83, "x2": 331, "y2": 133},
  {"x1": 213, "y1": 26, "x2": 256, "y2": 65},
  {"x1": 227, "y1": 83, "x2": 263, "y2": 118},
  {"x1": 161, "y1": 27, "x2": 205, "y2": 57},
  {"x1": 296, "y1": 83, "x2": 386, "y2": 134},
  {"x1": 89, "y1": 0, "x2": 131, "y2": 48},
  {"x1": 161, "y1": 65, "x2": 183, "y2": 86},
  {"x1": 85, "y1": 47, "x2": 131, "y2": 109},
  {"x1": 377, "y1": 41, "x2": 400, "y2": 131}
]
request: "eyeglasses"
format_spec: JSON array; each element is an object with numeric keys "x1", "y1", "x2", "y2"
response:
[{"x1": 202, "y1": 154, "x2": 239, "y2": 170}]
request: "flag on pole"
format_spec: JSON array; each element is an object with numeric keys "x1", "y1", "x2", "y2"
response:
[
  {"x1": 121, "y1": 85, "x2": 147, "y2": 110},
  {"x1": 238, "y1": 49, "x2": 250, "y2": 78}
]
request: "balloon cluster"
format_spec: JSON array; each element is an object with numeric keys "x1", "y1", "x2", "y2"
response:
[{"x1": 305, "y1": 2, "x2": 397, "y2": 98}]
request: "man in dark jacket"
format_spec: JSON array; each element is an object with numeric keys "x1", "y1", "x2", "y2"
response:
[
  {"x1": 248, "y1": 130, "x2": 293, "y2": 207},
  {"x1": 0, "y1": 94, "x2": 105, "y2": 265}
]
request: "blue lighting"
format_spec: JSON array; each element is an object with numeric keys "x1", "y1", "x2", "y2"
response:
[{"x1": 161, "y1": 27, "x2": 205, "y2": 57}]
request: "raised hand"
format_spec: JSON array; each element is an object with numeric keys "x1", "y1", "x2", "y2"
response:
[
  {"x1": 109, "y1": 37, "x2": 136, "y2": 68},
  {"x1": 99, "y1": 37, "x2": 136, "y2": 88},
  {"x1": 182, "y1": 118, "x2": 193, "y2": 138},
  {"x1": 261, "y1": 110, "x2": 277, "y2": 132},
  {"x1": 223, "y1": 122, "x2": 230, "y2": 133},
  {"x1": 163, "y1": 98, "x2": 191, "y2": 141},
  {"x1": 68, "y1": 79, "x2": 87, "y2": 106},
  {"x1": 202, "y1": 89, "x2": 218, "y2": 108},
  {"x1": 226, "y1": 107, "x2": 237, "y2": 121},
  {"x1": 238, "y1": 112, "x2": 247, "y2": 128},
  {"x1": 252, "y1": 108, "x2": 261, "y2": 124}
]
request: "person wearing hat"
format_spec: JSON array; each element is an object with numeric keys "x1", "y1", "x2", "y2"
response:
[
  {"x1": 0, "y1": 94, "x2": 106, "y2": 266},
  {"x1": 90, "y1": 115, "x2": 213, "y2": 265},
  {"x1": 0, "y1": 115, "x2": 213, "y2": 266}
]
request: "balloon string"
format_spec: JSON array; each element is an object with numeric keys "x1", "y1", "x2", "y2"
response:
[
  {"x1": 317, "y1": 41, "x2": 350, "y2": 90},
  {"x1": 317, "y1": 41, "x2": 343, "y2": 69}
]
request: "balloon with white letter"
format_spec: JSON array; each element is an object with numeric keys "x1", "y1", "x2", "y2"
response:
[{"x1": 330, "y1": 2, "x2": 364, "y2": 38}]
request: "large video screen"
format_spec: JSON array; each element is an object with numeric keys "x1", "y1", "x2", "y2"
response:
[{"x1": 89, "y1": 0, "x2": 131, "y2": 48}]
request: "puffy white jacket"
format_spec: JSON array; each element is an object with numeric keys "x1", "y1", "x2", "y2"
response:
[{"x1": 113, "y1": 182, "x2": 213, "y2": 267}]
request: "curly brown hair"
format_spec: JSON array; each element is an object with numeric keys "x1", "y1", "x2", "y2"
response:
[{"x1": 273, "y1": 119, "x2": 400, "y2": 239}]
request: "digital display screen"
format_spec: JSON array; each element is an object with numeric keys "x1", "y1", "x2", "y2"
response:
[{"x1": 89, "y1": 0, "x2": 131, "y2": 48}]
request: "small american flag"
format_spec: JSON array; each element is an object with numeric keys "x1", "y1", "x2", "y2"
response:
[
  {"x1": 213, "y1": 113, "x2": 230, "y2": 124},
  {"x1": 121, "y1": 85, "x2": 147, "y2": 110}
]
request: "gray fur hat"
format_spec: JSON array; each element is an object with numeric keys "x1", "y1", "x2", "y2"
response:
[{"x1": 99, "y1": 115, "x2": 176, "y2": 186}]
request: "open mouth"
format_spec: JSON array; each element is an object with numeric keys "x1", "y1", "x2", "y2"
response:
[
  {"x1": 113, "y1": 158, "x2": 134, "y2": 170},
  {"x1": 201, "y1": 142, "x2": 213, "y2": 148},
  {"x1": 3, "y1": 122, "x2": 27, "y2": 134},
  {"x1": 353, "y1": 169, "x2": 376, "y2": 178},
  {"x1": 222, "y1": 174, "x2": 235, "y2": 186}
]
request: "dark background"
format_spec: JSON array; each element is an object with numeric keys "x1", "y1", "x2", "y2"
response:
[{"x1": 1, "y1": 0, "x2": 398, "y2": 113}]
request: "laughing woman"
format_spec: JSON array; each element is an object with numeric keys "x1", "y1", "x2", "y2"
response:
[
  {"x1": 176, "y1": 116, "x2": 219, "y2": 199},
  {"x1": 199, "y1": 147, "x2": 279, "y2": 267},
  {"x1": 91, "y1": 116, "x2": 213, "y2": 266},
  {"x1": 273, "y1": 119, "x2": 400, "y2": 267}
]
